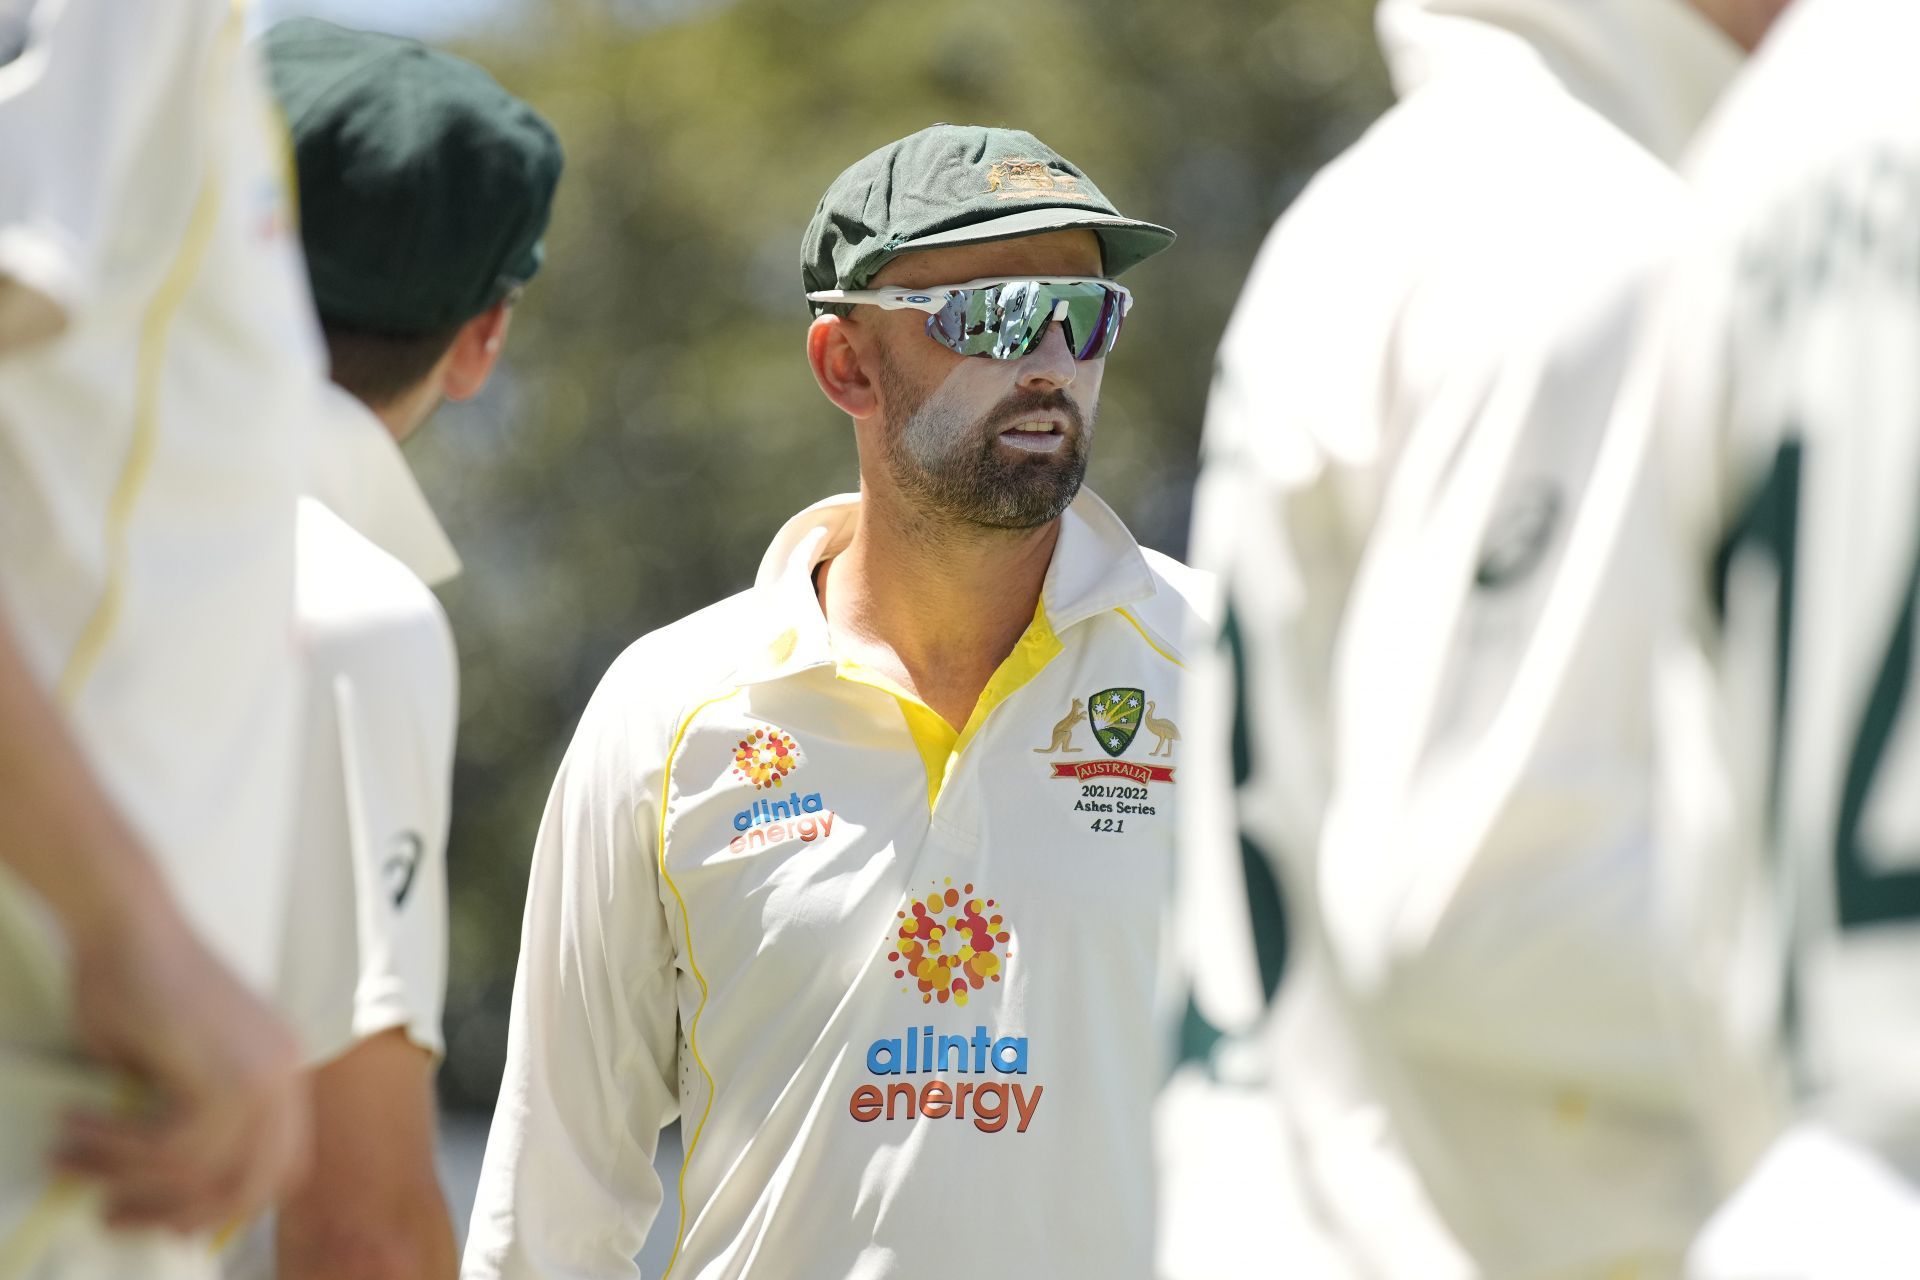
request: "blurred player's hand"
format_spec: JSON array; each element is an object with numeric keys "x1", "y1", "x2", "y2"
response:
[{"x1": 50, "y1": 890, "x2": 310, "y2": 1234}]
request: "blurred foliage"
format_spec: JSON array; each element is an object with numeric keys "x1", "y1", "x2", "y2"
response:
[{"x1": 412, "y1": 0, "x2": 1391, "y2": 1110}]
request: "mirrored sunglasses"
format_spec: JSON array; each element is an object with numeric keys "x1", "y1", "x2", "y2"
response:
[{"x1": 806, "y1": 276, "x2": 1133, "y2": 361}]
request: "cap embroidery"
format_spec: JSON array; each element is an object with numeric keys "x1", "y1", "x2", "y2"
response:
[{"x1": 986, "y1": 158, "x2": 1092, "y2": 203}]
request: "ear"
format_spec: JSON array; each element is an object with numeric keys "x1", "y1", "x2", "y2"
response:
[
  {"x1": 806, "y1": 313, "x2": 879, "y2": 419},
  {"x1": 443, "y1": 302, "x2": 515, "y2": 402}
]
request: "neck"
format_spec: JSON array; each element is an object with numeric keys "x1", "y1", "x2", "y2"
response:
[
  {"x1": 1686, "y1": 0, "x2": 1773, "y2": 51},
  {"x1": 819, "y1": 482, "x2": 1061, "y2": 730},
  {"x1": 365, "y1": 376, "x2": 442, "y2": 444}
]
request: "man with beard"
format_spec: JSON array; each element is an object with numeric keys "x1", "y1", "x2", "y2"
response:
[{"x1": 464, "y1": 125, "x2": 1197, "y2": 1278}]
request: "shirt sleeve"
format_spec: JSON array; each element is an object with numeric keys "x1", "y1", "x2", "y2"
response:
[
  {"x1": 0, "y1": 0, "x2": 196, "y2": 351},
  {"x1": 1175, "y1": 281, "x2": 1362, "y2": 1035},
  {"x1": 333, "y1": 615, "x2": 458, "y2": 1058},
  {"x1": 462, "y1": 662, "x2": 683, "y2": 1280}
]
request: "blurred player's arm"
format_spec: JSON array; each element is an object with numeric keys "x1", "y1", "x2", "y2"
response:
[
  {"x1": 0, "y1": 607, "x2": 308, "y2": 1232},
  {"x1": 1178, "y1": 345, "x2": 1361, "y2": 1031},
  {"x1": 277, "y1": 1029, "x2": 455, "y2": 1280},
  {"x1": 462, "y1": 666, "x2": 683, "y2": 1280},
  {"x1": 0, "y1": 0, "x2": 199, "y2": 352}
]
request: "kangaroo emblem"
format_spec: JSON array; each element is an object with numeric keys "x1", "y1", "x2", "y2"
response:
[
  {"x1": 1034, "y1": 698, "x2": 1087, "y2": 754},
  {"x1": 1142, "y1": 701, "x2": 1180, "y2": 758}
]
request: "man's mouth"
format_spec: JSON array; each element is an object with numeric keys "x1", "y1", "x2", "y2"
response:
[{"x1": 997, "y1": 419, "x2": 1067, "y2": 454}]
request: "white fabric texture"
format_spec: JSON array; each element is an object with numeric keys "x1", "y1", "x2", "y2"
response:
[
  {"x1": 1688, "y1": 1123, "x2": 1920, "y2": 1279},
  {"x1": 276, "y1": 385, "x2": 459, "y2": 1071},
  {"x1": 273, "y1": 384, "x2": 460, "y2": 1071},
  {"x1": 464, "y1": 489, "x2": 1208, "y2": 1279},
  {"x1": 1178, "y1": 0, "x2": 1771, "y2": 1275},
  {"x1": 1625, "y1": 0, "x2": 1920, "y2": 1263},
  {"x1": 0, "y1": 0, "x2": 325, "y2": 1273},
  {"x1": 224, "y1": 392, "x2": 460, "y2": 1280}
]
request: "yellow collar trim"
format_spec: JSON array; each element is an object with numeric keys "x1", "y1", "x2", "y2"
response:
[{"x1": 835, "y1": 600, "x2": 1064, "y2": 812}]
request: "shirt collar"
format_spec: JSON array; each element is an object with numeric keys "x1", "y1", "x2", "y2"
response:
[
  {"x1": 304, "y1": 382, "x2": 462, "y2": 588},
  {"x1": 734, "y1": 486, "x2": 1155, "y2": 686}
]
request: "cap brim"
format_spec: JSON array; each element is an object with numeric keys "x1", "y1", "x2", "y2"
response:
[{"x1": 882, "y1": 207, "x2": 1175, "y2": 280}]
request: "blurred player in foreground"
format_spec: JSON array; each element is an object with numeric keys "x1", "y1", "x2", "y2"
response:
[
  {"x1": 1175, "y1": 0, "x2": 1791, "y2": 1274},
  {"x1": 464, "y1": 124, "x2": 1202, "y2": 1277},
  {"x1": 1618, "y1": 1, "x2": 1920, "y2": 1272},
  {"x1": 219, "y1": 20, "x2": 562, "y2": 1280},
  {"x1": 0, "y1": 0, "x2": 329, "y2": 1273}
]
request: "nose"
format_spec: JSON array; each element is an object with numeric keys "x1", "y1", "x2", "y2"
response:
[{"x1": 1015, "y1": 320, "x2": 1077, "y2": 393}]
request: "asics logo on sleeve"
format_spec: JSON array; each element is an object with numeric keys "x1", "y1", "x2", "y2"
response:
[{"x1": 385, "y1": 831, "x2": 424, "y2": 908}]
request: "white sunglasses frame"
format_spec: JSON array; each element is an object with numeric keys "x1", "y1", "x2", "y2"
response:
[{"x1": 804, "y1": 275, "x2": 1135, "y2": 318}]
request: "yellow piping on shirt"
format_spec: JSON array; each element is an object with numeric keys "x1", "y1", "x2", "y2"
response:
[
  {"x1": 0, "y1": 1181, "x2": 85, "y2": 1280},
  {"x1": 658, "y1": 688, "x2": 738, "y2": 1280},
  {"x1": 1114, "y1": 606, "x2": 1185, "y2": 669},
  {"x1": 55, "y1": 0, "x2": 244, "y2": 705},
  {"x1": 0, "y1": 5, "x2": 250, "y2": 1276},
  {"x1": 946, "y1": 601, "x2": 1062, "y2": 783},
  {"x1": 832, "y1": 660, "x2": 949, "y2": 810}
]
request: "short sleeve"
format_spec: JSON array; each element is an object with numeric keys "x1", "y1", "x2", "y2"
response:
[
  {"x1": 283, "y1": 499, "x2": 459, "y2": 1066},
  {"x1": 333, "y1": 621, "x2": 458, "y2": 1058}
]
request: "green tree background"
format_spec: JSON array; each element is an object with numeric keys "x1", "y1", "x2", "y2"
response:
[{"x1": 415, "y1": 0, "x2": 1392, "y2": 1112}]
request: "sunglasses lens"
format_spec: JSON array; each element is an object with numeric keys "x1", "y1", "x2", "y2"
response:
[
  {"x1": 925, "y1": 283, "x2": 1033, "y2": 358},
  {"x1": 1058, "y1": 284, "x2": 1123, "y2": 360},
  {"x1": 924, "y1": 282, "x2": 1124, "y2": 361}
]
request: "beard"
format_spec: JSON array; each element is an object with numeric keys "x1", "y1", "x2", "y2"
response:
[{"x1": 875, "y1": 349, "x2": 1094, "y2": 532}]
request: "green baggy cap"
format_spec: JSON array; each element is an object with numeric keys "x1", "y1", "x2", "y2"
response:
[
  {"x1": 262, "y1": 18, "x2": 564, "y2": 336},
  {"x1": 802, "y1": 124, "x2": 1174, "y2": 314}
]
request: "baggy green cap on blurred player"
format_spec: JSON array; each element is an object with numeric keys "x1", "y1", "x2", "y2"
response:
[
  {"x1": 262, "y1": 18, "x2": 564, "y2": 336},
  {"x1": 802, "y1": 124, "x2": 1175, "y2": 315}
]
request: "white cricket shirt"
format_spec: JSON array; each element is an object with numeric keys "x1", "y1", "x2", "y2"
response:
[
  {"x1": 0, "y1": 0, "x2": 322, "y2": 1271},
  {"x1": 1627, "y1": 0, "x2": 1920, "y2": 1266},
  {"x1": 464, "y1": 489, "x2": 1206, "y2": 1279},
  {"x1": 281, "y1": 385, "x2": 461, "y2": 1069},
  {"x1": 221, "y1": 385, "x2": 462, "y2": 1280},
  {"x1": 1176, "y1": 1, "x2": 1768, "y2": 1275}
]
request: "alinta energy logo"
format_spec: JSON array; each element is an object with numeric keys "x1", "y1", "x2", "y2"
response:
[
  {"x1": 887, "y1": 879, "x2": 1011, "y2": 1008},
  {"x1": 849, "y1": 878, "x2": 1043, "y2": 1135},
  {"x1": 727, "y1": 724, "x2": 839, "y2": 855},
  {"x1": 732, "y1": 726, "x2": 800, "y2": 790}
]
